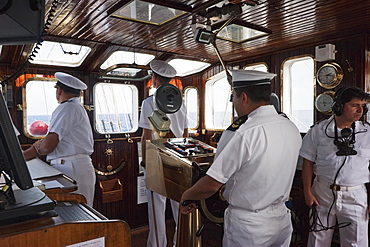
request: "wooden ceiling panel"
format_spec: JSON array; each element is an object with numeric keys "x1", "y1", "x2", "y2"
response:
[{"x1": 1, "y1": 0, "x2": 370, "y2": 73}]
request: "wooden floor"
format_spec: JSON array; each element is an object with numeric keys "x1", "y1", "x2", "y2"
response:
[{"x1": 131, "y1": 219, "x2": 223, "y2": 247}]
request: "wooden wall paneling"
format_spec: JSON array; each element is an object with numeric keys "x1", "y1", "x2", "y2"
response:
[
  {"x1": 198, "y1": 37, "x2": 367, "y2": 130},
  {"x1": 334, "y1": 36, "x2": 367, "y2": 88},
  {"x1": 365, "y1": 35, "x2": 370, "y2": 92},
  {"x1": 86, "y1": 74, "x2": 148, "y2": 229},
  {"x1": 92, "y1": 137, "x2": 147, "y2": 229},
  {"x1": 313, "y1": 37, "x2": 367, "y2": 120}
]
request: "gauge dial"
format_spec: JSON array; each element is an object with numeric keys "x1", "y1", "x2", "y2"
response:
[{"x1": 315, "y1": 91, "x2": 335, "y2": 114}]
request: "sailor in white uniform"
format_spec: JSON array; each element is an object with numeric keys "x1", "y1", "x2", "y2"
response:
[
  {"x1": 300, "y1": 86, "x2": 370, "y2": 246},
  {"x1": 139, "y1": 60, "x2": 188, "y2": 247},
  {"x1": 23, "y1": 72, "x2": 95, "y2": 206},
  {"x1": 180, "y1": 70, "x2": 302, "y2": 247}
]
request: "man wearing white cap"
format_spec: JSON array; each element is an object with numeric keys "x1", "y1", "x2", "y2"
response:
[
  {"x1": 180, "y1": 70, "x2": 301, "y2": 247},
  {"x1": 23, "y1": 72, "x2": 95, "y2": 206},
  {"x1": 139, "y1": 60, "x2": 188, "y2": 247}
]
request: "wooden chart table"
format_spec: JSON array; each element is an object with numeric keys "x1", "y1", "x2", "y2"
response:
[{"x1": 0, "y1": 158, "x2": 132, "y2": 247}]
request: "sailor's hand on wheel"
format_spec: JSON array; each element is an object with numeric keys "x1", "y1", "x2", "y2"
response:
[{"x1": 180, "y1": 200, "x2": 197, "y2": 214}]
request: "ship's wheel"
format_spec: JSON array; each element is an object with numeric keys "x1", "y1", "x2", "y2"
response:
[
  {"x1": 183, "y1": 162, "x2": 228, "y2": 236},
  {"x1": 198, "y1": 184, "x2": 227, "y2": 224}
]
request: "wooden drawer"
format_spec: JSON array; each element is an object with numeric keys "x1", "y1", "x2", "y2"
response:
[{"x1": 96, "y1": 178, "x2": 123, "y2": 203}]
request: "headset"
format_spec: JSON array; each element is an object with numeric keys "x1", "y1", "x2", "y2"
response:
[{"x1": 331, "y1": 86, "x2": 368, "y2": 116}]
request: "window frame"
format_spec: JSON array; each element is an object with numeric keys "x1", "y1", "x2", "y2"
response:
[
  {"x1": 183, "y1": 86, "x2": 199, "y2": 130},
  {"x1": 281, "y1": 55, "x2": 315, "y2": 133},
  {"x1": 22, "y1": 77, "x2": 58, "y2": 139},
  {"x1": 168, "y1": 59, "x2": 211, "y2": 77},
  {"x1": 93, "y1": 82, "x2": 139, "y2": 135},
  {"x1": 205, "y1": 71, "x2": 233, "y2": 131},
  {"x1": 30, "y1": 41, "x2": 91, "y2": 67},
  {"x1": 243, "y1": 62, "x2": 268, "y2": 72}
]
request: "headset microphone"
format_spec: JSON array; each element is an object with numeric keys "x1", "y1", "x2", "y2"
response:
[{"x1": 333, "y1": 123, "x2": 357, "y2": 156}]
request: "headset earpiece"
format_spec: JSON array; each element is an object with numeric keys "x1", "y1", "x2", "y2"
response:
[
  {"x1": 331, "y1": 100, "x2": 343, "y2": 116},
  {"x1": 332, "y1": 87, "x2": 369, "y2": 117},
  {"x1": 363, "y1": 104, "x2": 368, "y2": 115},
  {"x1": 331, "y1": 87, "x2": 352, "y2": 116}
]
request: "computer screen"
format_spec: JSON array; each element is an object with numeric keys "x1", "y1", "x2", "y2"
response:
[
  {"x1": 0, "y1": 93, "x2": 55, "y2": 223},
  {"x1": 196, "y1": 29, "x2": 212, "y2": 44},
  {"x1": 0, "y1": 92, "x2": 33, "y2": 191}
]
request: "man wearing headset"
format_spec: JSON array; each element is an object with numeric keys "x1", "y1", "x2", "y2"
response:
[{"x1": 300, "y1": 86, "x2": 370, "y2": 246}]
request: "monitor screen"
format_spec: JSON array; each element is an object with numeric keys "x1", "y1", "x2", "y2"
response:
[
  {"x1": 0, "y1": 92, "x2": 55, "y2": 222},
  {"x1": 0, "y1": 92, "x2": 33, "y2": 190},
  {"x1": 196, "y1": 29, "x2": 212, "y2": 44},
  {"x1": 199, "y1": 31, "x2": 211, "y2": 42}
]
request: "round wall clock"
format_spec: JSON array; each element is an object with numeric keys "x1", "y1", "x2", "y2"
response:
[
  {"x1": 316, "y1": 62, "x2": 344, "y2": 89},
  {"x1": 315, "y1": 91, "x2": 335, "y2": 115}
]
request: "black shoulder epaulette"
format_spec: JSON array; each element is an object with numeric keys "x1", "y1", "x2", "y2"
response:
[
  {"x1": 227, "y1": 115, "x2": 248, "y2": 131},
  {"x1": 278, "y1": 112, "x2": 288, "y2": 119}
]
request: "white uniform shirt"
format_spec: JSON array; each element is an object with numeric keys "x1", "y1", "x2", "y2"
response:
[
  {"x1": 139, "y1": 95, "x2": 188, "y2": 138},
  {"x1": 215, "y1": 115, "x2": 248, "y2": 156},
  {"x1": 207, "y1": 105, "x2": 302, "y2": 211},
  {"x1": 300, "y1": 116, "x2": 370, "y2": 186},
  {"x1": 47, "y1": 97, "x2": 94, "y2": 161}
]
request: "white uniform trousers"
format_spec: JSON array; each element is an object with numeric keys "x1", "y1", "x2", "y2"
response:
[
  {"x1": 50, "y1": 154, "x2": 96, "y2": 207},
  {"x1": 147, "y1": 189, "x2": 179, "y2": 247},
  {"x1": 308, "y1": 178, "x2": 368, "y2": 247},
  {"x1": 223, "y1": 203, "x2": 292, "y2": 247}
]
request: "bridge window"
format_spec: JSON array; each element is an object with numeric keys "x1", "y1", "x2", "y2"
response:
[
  {"x1": 100, "y1": 51, "x2": 155, "y2": 77},
  {"x1": 184, "y1": 87, "x2": 199, "y2": 130},
  {"x1": 282, "y1": 56, "x2": 314, "y2": 132},
  {"x1": 244, "y1": 63, "x2": 268, "y2": 72},
  {"x1": 217, "y1": 24, "x2": 268, "y2": 43},
  {"x1": 111, "y1": 0, "x2": 186, "y2": 26},
  {"x1": 168, "y1": 59, "x2": 210, "y2": 77},
  {"x1": 30, "y1": 41, "x2": 91, "y2": 67},
  {"x1": 205, "y1": 72, "x2": 232, "y2": 130},
  {"x1": 23, "y1": 77, "x2": 58, "y2": 138},
  {"x1": 94, "y1": 83, "x2": 139, "y2": 134}
]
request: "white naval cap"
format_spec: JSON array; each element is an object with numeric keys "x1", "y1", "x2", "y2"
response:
[
  {"x1": 150, "y1": 60, "x2": 177, "y2": 78},
  {"x1": 54, "y1": 72, "x2": 87, "y2": 90},
  {"x1": 231, "y1": 70, "x2": 276, "y2": 88}
]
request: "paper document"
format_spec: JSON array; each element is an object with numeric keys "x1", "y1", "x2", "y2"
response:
[
  {"x1": 26, "y1": 158, "x2": 63, "y2": 179},
  {"x1": 66, "y1": 237, "x2": 105, "y2": 247},
  {"x1": 42, "y1": 180, "x2": 64, "y2": 189}
]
